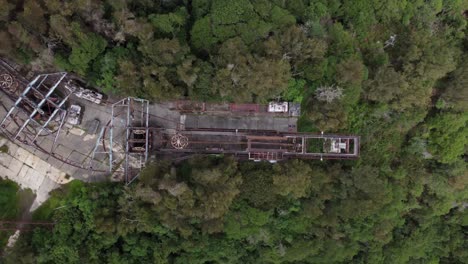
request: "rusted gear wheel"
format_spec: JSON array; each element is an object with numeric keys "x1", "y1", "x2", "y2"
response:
[
  {"x1": 171, "y1": 133, "x2": 189, "y2": 149},
  {"x1": 0, "y1": 74, "x2": 14, "y2": 89}
]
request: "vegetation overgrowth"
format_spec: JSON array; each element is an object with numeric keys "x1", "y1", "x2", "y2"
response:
[
  {"x1": 0, "y1": 179, "x2": 34, "y2": 250},
  {"x1": 0, "y1": 0, "x2": 467, "y2": 263}
]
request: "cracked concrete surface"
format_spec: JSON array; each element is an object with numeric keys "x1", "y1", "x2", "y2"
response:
[{"x1": 0, "y1": 137, "x2": 72, "y2": 211}]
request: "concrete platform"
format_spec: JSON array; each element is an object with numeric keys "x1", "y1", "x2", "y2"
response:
[
  {"x1": 0, "y1": 137, "x2": 72, "y2": 211},
  {"x1": 183, "y1": 114, "x2": 297, "y2": 132}
]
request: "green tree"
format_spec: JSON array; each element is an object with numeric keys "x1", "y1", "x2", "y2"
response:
[
  {"x1": 190, "y1": 16, "x2": 218, "y2": 52},
  {"x1": 140, "y1": 64, "x2": 185, "y2": 100},
  {"x1": 224, "y1": 201, "x2": 272, "y2": 241},
  {"x1": 238, "y1": 163, "x2": 278, "y2": 209},
  {"x1": 149, "y1": 7, "x2": 187, "y2": 36},
  {"x1": 270, "y1": 6, "x2": 296, "y2": 29},
  {"x1": 425, "y1": 112, "x2": 468, "y2": 163},
  {"x1": 213, "y1": 37, "x2": 291, "y2": 102},
  {"x1": 0, "y1": 179, "x2": 20, "y2": 220},
  {"x1": 364, "y1": 66, "x2": 409, "y2": 105},
  {"x1": 335, "y1": 57, "x2": 365, "y2": 86},
  {"x1": 7, "y1": 22, "x2": 31, "y2": 46},
  {"x1": 19, "y1": 0, "x2": 48, "y2": 34},
  {"x1": 439, "y1": 57, "x2": 468, "y2": 112},
  {"x1": 116, "y1": 60, "x2": 141, "y2": 96},
  {"x1": 304, "y1": 98, "x2": 348, "y2": 131},
  {"x1": 90, "y1": 46, "x2": 130, "y2": 94},
  {"x1": 191, "y1": 61, "x2": 216, "y2": 100},
  {"x1": 0, "y1": 0, "x2": 14, "y2": 22},
  {"x1": 192, "y1": 0, "x2": 212, "y2": 19},
  {"x1": 122, "y1": 157, "x2": 242, "y2": 237},
  {"x1": 49, "y1": 14, "x2": 73, "y2": 43},
  {"x1": 272, "y1": 160, "x2": 313, "y2": 199},
  {"x1": 61, "y1": 23, "x2": 107, "y2": 75},
  {"x1": 138, "y1": 38, "x2": 189, "y2": 66},
  {"x1": 338, "y1": 0, "x2": 376, "y2": 36},
  {"x1": 0, "y1": 31, "x2": 15, "y2": 56}
]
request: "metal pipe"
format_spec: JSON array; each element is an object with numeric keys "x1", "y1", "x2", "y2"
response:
[
  {"x1": 31, "y1": 82, "x2": 73, "y2": 143},
  {"x1": 109, "y1": 104, "x2": 115, "y2": 172},
  {"x1": 50, "y1": 110, "x2": 67, "y2": 153},
  {"x1": 125, "y1": 98, "x2": 131, "y2": 183},
  {"x1": 88, "y1": 127, "x2": 106, "y2": 172},
  {"x1": 145, "y1": 100, "x2": 149, "y2": 164}
]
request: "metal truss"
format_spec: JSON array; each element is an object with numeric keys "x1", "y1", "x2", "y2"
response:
[
  {"x1": 89, "y1": 97, "x2": 150, "y2": 184},
  {"x1": 0, "y1": 72, "x2": 72, "y2": 149},
  {"x1": 0, "y1": 70, "x2": 110, "y2": 173}
]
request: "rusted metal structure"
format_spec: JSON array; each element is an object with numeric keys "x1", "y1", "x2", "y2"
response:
[
  {"x1": 156, "y1": 129, "x2": 359, "y2": 162},
  {"x1": 173, "y1": 100, "x2": 300, "y2": 117},
  {"x1": 0, "y1": 62, "x2": 107, "y2": 174},
  {"x1": 89, "y1": 97, "x2": 150, "y2": 184},
  {"x1": 230, "y1": 103, "x2": 260, "y2": 113},
  {"x1": 0, "y1": 72, "x2": 71, "y2": 149},
  {"x1": 91, "y1": 98, "x2": 359, "y2": 184},
  {"x1": 0, "y1": 59, "x2": 359, "y2": 186},
  {"x1": 0, "y1": 58, "x2": 27, "y2": 99}
]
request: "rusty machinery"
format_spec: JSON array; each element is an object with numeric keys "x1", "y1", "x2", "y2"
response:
[
  {"x1": 0, "y1": 59, "x2": 24, "y2": 98},
  {"x1": 0, "y1": 73, "x2": 14, "y2": 90}
]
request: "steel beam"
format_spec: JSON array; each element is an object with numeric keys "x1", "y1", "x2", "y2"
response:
[
  {"x1": 32, "y1": 85, "x2": 74, "y2": 142},
  {"x1": 88, "y1": 127, "x2": 106, "y2": 172},
  {"x1": 14, "y1": 73, "x2": 67, "y2": 139},
  {"x1": 0, "y1": 75, "x2": 39, "y2": 127},
  {"x1": 124, "y1": 98, "x2": 131, "y2": 183}
]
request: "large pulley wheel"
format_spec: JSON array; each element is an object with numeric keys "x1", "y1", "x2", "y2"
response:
[
  {"x1": 0, "y1": 74, "x2": 14, "y2": 89},
  {"x1": 171, "y1": 134, "x2": 189, "y2": 149}
]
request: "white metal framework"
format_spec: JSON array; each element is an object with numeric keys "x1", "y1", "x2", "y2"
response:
[
  {"x1": 88, "y1": 97, "x2": 150, "y2": 184},
  {"x1": 0, "y1": 72, "x2": 72, "y2": 152}
]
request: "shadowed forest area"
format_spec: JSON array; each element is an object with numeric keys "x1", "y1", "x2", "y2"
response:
[
  {"x1": 0, "y1": 178, "x2": 35, "y2": 250},
  {"x1": 0, "y1": 0, "x2": 467, "y2": 263}
]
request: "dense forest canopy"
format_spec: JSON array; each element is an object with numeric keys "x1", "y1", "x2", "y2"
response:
[{"x1": 0, "y1": 0, "x2": 467, "y2": 263}]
